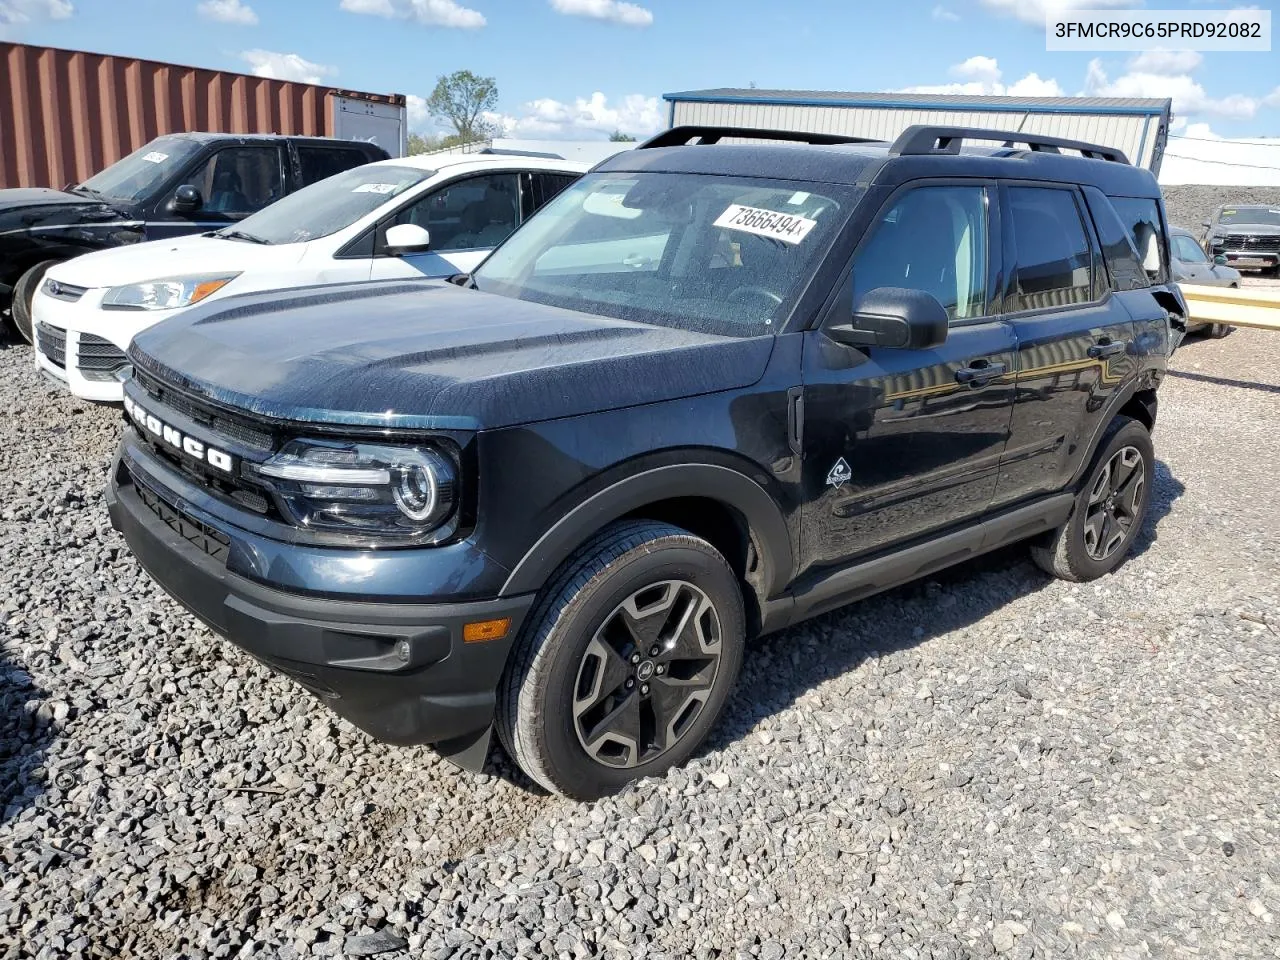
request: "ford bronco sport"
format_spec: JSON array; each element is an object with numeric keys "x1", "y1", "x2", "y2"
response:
[{"x1": 108, "y1": 125, "x2": 1186, "y2": 799}]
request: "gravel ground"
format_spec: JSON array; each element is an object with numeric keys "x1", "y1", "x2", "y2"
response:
[
  {"x1": 1162, "y1": 185, "x2": 1280, "y2": 234},
  {"x1": 2, "y1": 322, "x2": 1280, "y2": 960}
]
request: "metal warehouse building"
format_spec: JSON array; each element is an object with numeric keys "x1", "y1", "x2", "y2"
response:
[{"x1": 663, "y1": 89, "x2": 1173, "y2": 174}]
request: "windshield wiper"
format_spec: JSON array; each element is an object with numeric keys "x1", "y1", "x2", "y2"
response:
[
  {"x1": 71, "y1": 184, "x2": 107, "y2": 200},
  {"x1": 216, "y1": 229, "x2": 270, "y2": 245}
]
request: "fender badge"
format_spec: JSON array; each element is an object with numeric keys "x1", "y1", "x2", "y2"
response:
[{"x1": 826, "y1": 458, "x2": 852, "y2": 489}]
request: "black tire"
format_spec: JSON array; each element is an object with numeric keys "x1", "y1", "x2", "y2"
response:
[
  {"x1": 10, "y1": 260, "x2": 60, "y2": 345},
  {"x1": 497, "y1": 520, "x2": 745, "y2": 800},
  {"x1": 1031, "y1": 416, "x2": 1153, "y2": 583},
  {"x1": 1208, "y1": 322, "x2": 1231, "y2": 339}
]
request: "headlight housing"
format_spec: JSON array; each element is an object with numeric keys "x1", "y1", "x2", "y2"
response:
[
  {"x1": 249, "y1": 439, "x2": 458, "y2": 543},
  {"x1": 102, "y1": 274, "x2": 239, "y2": 311}
]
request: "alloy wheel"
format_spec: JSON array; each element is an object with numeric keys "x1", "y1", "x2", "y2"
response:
[
  {"x1": 1083, "y1": 446, "x2": 1146, "y2": 561},
  {"x1": 572, "y1": 580, "x2": 723, "y2": 769}
]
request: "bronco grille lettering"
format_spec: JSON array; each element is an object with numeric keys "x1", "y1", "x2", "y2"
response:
[{"x1": 124, "y1": 395, "x2": 235, "y2": 474}]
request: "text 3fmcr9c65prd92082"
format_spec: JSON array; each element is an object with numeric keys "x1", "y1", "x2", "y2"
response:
[{"x1": 108, "y1": 125, "x2": 1187, "y2": 800}]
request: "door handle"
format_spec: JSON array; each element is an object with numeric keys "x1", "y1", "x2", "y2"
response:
[
  {"x1": 1087, "y1": 339, "x2": 1127, "y2": 359},
  {"x1": 955, "y1": 360, "x2": 1007, "y2": 384}
]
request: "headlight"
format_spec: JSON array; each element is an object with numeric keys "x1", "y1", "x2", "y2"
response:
[
  {"x1": 249, "y1": 439, "x2": 457, "y2": 543},
  {"x1": 102, "y1": 274, "x2": 239, "y2": 311}
]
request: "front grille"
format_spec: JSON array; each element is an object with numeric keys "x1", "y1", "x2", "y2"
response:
[
  {"x1": 1218, "y1": 234, "x2": 1280, "y2": 253},
  {"x1": 77, "y1": 333, "x2": 129, "y2": 382},
  {"x1": 36, "y1": 322, "x2": 67, "y2": 368},
  {"x1": 42, "y1": 278, "x2": 88, "y2": 302},
  {"x1": 134, "y1": 368, "x2": 274, "y2": 452},
  {"x1": 132, "y1": 470, "x2": 231, "y2": 563}
]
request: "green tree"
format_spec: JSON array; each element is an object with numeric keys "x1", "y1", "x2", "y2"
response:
[
  {"x1": 609, "y1": 130, "x2": 637, "y2": 142},
  {"x1": 427, "y1": 70, "x2": 499, "y2": 144},
  {"x1": 407, "y1": 133, "x2": 442, "y2": 155}
]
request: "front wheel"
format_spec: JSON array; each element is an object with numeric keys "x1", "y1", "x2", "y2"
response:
[
  {"x1": 1031, "y1": 416, "x2": 1153, "y2": 582},
  {"x1": 10, "y1": 260, "x2": 60, "y2": 345},
  {"x1": 497, "y1": 520, "x2": 745, "y2": 800}
]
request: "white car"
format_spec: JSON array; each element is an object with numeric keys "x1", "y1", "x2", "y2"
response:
[{"x1": 31, "y1": 153, "x2": 587, "y2": 401}]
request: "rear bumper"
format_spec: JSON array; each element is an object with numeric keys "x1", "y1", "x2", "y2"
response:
[{"x1": 107, "y1": 440, "x2": 535, "y2": 757}]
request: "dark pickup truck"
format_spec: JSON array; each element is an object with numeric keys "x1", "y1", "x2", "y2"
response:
[
  {"x1": 109, "y1": 125, "x2": 1186, "y2": 799},
  {"x1": 1, "y1": 132, "x2": 388, "y2": 343}
]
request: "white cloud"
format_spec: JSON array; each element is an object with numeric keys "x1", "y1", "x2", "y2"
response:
[
  {"x1": 406, "y1": 94, "x2": 430, "y2": 130},
  {"x1": 901, "y1": 57, "x2": 1063, "y2": 98},
  {"x1": 485, "y1": 92, "x2": 664, "y2": 140},
  {"x1": 0, "y1": 0, "x2": 73, "y2": 33},
  {"x1": 1264, "y1": 87, "x2": 1280, "y2": 108},
  {"x1": 197, "y1": 0, "x2": 257, "y2": 24},
  {"x1": 549, "y1": 0, "x2": 652, "y2": 26},
  {"x1": 979, "y1": 0, "x2": 1138, "y2": 27},
  {"x1": 1084, "y1": 58, "x2": 1258, "y2": 119},
  {"x1": 239, "y1": 49, "x2": 336, "y2": 84},
  {"x1": 951, "y1": 56, "x2": 1001, "y2": 84},
  {"x1": 339, "y1": 0, "x2": 485, "y2": 28},
  {"x1": 931, "y1": 4, "x2": 959, "y2": 20},
  {"x1": 1128, "y1": 49, "x2": 1203, "y2": 76}
]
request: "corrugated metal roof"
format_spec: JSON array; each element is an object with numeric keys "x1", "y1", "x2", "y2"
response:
[{"x1": 663, "y1": 88, "x2": 1171, "y2": 116}]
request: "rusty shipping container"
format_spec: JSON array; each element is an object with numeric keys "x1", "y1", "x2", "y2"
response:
[{"x1": 1, "y1": 41, "x2": 407, "y2": 190}]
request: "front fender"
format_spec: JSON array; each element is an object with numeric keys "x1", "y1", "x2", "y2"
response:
[{"x1": 500, "y1": 462, "x2": 794, "y2": 599}]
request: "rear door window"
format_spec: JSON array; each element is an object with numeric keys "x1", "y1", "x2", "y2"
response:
[
  {"x1": 1173, "y1": 235, "x2": 1208, "y2": 263},
  {"x1": 298, "y1": 146, "x2": 374, "y2": 186},
  {"x1": 1007, "y1": 186, "x2": 1095, "y2": 312}
]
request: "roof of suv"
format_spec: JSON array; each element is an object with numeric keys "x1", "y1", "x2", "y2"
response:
[
  {"x1": 371, "y1": 152, "x2": 591, "y2": 174},
  {"x1": 599, "y1": 134, "x2": 1161, "y2": 198}
]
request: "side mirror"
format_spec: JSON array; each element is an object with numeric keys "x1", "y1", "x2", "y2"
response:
[
  {"x1": 1201, "y1": 219, "x2": 1211, "y2": 228},
  {"x1": 1213, "y1": 254, "x2": 1228, "y2": 266},
  {"x1": 170, "y1": 185, "x2": 203, "y2": 214},
  {"x1": 827, "y1": 287, "x2": 949, "y2": 351},
  {"x1": 385, "y1": 223, "x2": 431, "y2": 256}
]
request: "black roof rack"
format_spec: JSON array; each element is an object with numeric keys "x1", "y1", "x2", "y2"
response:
[
  {"x1": 640, "y1": 125, "x2": 884, "y2": 149},
  {"x1": 889, "y1": 125, "x2": 1130, "y2": 164}
]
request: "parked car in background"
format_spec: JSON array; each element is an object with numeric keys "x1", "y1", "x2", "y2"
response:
[
  {"x1": 1, "y1": 133, "x2": 389, "y2": 344},
  {"x1": 1200, "y1": 205, "x2": 1280, "y2": 276},
  {"x1": 1169, "y1": 226, "x2": 1240, "y2": 338},
  {"x1": 32, "y1": 154, "x2": 587, "y2": 402},
  {"x1": 107, "y1": 125, "x2": 1183, "y2": 799}
]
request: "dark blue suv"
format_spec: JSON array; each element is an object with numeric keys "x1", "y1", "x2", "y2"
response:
[{"x1": 107, "y1": 125, "x2": 1186, "y2": 799}]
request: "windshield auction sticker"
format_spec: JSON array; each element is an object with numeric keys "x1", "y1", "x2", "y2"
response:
[
  {"x1": 353, "y1": 183, "x2": 400, "y2": 194},
  {"x1": 715, "y1": 204, "x2": 817, "y2": 245},
  {"x1": 142, "y1": 152, "x2": 169, "y2": 164}
]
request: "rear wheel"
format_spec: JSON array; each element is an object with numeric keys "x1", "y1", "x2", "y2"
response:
[
  {"x1": 1031, "y1": 416, "x2": 1153, "y2": 582},
  {"x1": 1208, "y1": 322, "x2": 1230, "y2": 339},
  {"x1": 10, "y1": 260, "x2": 60, "y2": 345},
  {"x1": 497, "y1": 520, "x2": 745, "y2": 800}
]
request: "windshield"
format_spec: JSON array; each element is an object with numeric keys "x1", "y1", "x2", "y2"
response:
[
  {"x1": 1217, "y1": 206, "x2": 1280, "y2": 227},
  {"x1": 80, "y1": 137, "x2": 205, "y2": 203},
  {"x1": 473, "y1": 172, "x2": 853, "y2": 338},
  {"x1": 226, "y1": 164, "x2": 434, "y2": 245}
]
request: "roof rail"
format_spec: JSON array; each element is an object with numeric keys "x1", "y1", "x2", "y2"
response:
[
  {"x1": 640, "y1": 125, "x2": 883, "y2": 149},
  {"x1": 889, "y1": 125, "x2": 1131, "y2": 164},
  {"x1": 478, "y1": 147, "x2": 565, "y2": 159}
]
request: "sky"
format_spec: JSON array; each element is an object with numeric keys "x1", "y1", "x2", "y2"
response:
[{"x1": 1, "y1": 0, "x2": 1278, "y2": 142}]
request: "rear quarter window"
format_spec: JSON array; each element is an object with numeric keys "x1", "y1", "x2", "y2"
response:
[
  {"x1": 1109, "y1": 196, "x2": 1168, "y2": 283},
  {"x1": 1083, "y1": 186, "x2": 1149, "y2": 291}
]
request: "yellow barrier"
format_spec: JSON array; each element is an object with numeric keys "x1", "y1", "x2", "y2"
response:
[{"x1": 1180, "y1": 283, "x2": 1280, "y2": 332}]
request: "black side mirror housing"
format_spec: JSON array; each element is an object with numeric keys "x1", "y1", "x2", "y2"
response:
[
  {"x1": 170, "y1": 185, "x2": 203, "y2": 214},
  {"x1": 827, "y1": 287, "x2": 949, "y2": 351}
]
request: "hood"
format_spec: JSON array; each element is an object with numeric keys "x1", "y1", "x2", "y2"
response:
[
  {"x1": 1211, "y1": 223, "x2": 1280, "y2": 236},
  {"x1": 0, "y1": 187, "x2": 127, "y2": 240},
  {"x1": 49, "y1": 234, "x2": 308, "y2": 288},
  {"x1": 130, "y1": 281, "x2": 774, "y2": 431},
  {"x1": 0, "y1": 186, "x2": 114, "y2": 218}
]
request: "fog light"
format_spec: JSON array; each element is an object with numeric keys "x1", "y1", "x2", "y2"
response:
[{"x1": 463, "y1": 618, "x2": 511, "y2": 644}]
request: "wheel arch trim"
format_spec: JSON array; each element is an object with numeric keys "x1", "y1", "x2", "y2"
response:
[{"x1": 500, "y1": 463, "x2": 794, "y2": 599}]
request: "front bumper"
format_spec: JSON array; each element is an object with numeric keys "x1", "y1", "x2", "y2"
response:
[
  {"x1": 1216, "y1": 249, "x2": 1279, "y2": 270},
  {"x1": 107, "y1": 437, "x2": 535, "y2": 764}
]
